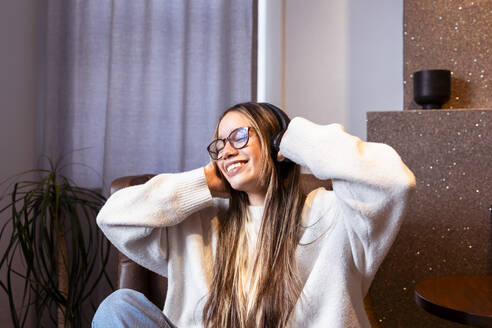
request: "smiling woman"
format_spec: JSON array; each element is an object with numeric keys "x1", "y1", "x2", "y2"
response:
[
  {"x1": 201, "y1": 103, "x2": 306, "y2": 327},
  {"x1": 93, "y1": 102, "x2": 416, "y2": 327},
  {"x1": 212, "y1": 110, "x2": 267, "y2": 205}
]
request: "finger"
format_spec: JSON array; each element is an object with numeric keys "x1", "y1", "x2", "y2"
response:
[{"x1": 277, "y1": 152, "x2": 285, "y2": 162}]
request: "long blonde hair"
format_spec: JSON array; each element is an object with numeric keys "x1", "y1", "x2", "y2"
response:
[{"x1": 203, "y1": 102, "x2": 306, "y2": 327}]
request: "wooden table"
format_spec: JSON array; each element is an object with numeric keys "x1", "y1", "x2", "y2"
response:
[{"x1": 415, "y1": 275, "x2": 492, "y2": 327}]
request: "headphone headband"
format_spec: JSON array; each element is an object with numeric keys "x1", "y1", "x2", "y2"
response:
[{"x1": 260, "y1": 102, "x2": 289, "y2": 131}]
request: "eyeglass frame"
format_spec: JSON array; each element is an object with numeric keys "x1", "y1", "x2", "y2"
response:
[{"x1": 207, "y1": 126, "x2": 254, "y2": 160}]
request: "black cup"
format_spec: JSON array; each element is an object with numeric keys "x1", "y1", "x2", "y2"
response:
[{"x1": 413, "y1": 69, "x2": 451, "y2": 109}]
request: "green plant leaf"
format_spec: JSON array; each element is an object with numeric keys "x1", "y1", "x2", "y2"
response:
[{"x1": 0, "y1": 159, "x2": 112, "y2": 327}]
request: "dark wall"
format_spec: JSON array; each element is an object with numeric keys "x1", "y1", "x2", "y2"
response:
[
  {"x1": 404, "y1": 1, "x2": 492, "y2": 109},
  {"x1": 0, "y1": 1, "x2": 40, "y2": 326},
  {"x1": 367, "y1": 109, "x2": 492, "y2": 327}
]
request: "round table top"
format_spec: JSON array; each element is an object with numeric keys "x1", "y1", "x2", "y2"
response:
[{"x1": 415, "y1": 275, "x2": 492, "y2": 327}]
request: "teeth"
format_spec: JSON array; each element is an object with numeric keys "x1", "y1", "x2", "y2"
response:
[{"x1": 227, "y1": 162, "x2": 245, "y2": 172}]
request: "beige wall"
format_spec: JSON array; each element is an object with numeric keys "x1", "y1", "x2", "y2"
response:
[
  {"x1": 258, "y1": 0, "x2": 349, "y2": 126},
  {"x1": 0, "y1": 0, "x2": 39, "y2": 325},
  {"x1": 258, "y1": 0, "x2": 403, "y2": 140},
  {"x1": 348, "y1": 0, "x2": 404, "y2": 139},
  {"x1": 285, "y1": 0, "x2": 349, "y2": 127}
]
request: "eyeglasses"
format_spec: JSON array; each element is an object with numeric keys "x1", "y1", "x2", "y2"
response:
[{"x1": 207, "y1": 126, "x2": 252, "y2": 160}]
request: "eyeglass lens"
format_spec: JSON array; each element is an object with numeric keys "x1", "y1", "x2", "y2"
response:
[{"x1": 208, "y1": 127, "x2": 249, "y2": 159}]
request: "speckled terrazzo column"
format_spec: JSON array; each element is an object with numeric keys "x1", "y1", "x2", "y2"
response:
[
  {"x1": 367, "y1": 109, "x2": 492, "y2": 327},
  {"x1": 404, "y1": 1, "x2": 492, "y2": 109}
]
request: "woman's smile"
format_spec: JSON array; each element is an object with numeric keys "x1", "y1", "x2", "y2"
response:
[{"x1": 225, "y1": 160, "x2": 248, "y2": 176}]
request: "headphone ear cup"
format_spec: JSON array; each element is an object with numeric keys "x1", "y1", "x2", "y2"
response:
[
  {"x1": 271, "y1": 132, "x2": 281, "y2": 159},
  {"x1": 271, "y1": 131, "x2": 291, "y2": 163},
  {"x1": 260, "y1": 102, "x2": 292, "y2": 163}
]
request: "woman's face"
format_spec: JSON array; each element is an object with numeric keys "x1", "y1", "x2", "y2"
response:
[{"x1": 216, "y1": 111, "x2": 266, "y2": 203}]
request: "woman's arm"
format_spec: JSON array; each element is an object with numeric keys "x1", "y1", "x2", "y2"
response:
[
  {"x1": 279, "y1": 117, "x2": 416, "y2": 280},
  {"x1": 96, "y1": 168, "x2": 215, "y2": 276}
]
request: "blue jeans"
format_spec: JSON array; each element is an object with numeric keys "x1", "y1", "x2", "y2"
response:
[{"x1": 92, "y1": 289, "x2": 176, "y2": 328}]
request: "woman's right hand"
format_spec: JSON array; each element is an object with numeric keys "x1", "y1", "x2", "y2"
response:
[{"x1": 204, "y1": 161, "x2": 229, "y2": 198}]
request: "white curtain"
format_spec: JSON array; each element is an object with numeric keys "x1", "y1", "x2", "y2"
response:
[{"x1": 36, "y1": 0, "x2": 257, "y2": 192}]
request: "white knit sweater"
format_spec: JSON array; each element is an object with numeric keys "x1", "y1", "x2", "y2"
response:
[{"x1": 97, "y1": 117, "x2": 416, "y2": 327}]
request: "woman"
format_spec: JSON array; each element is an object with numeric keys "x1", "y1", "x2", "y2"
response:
[{"x1": 93, "y1": 102, "x2": 416, "y2": 327}]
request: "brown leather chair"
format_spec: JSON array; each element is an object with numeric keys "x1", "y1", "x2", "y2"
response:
[
  {"x1": 109, "y1": 173, "x2": 377, "y2": 326},
  {"x1": 110, "y1": 174, "x2": 168, "y2": 309}
]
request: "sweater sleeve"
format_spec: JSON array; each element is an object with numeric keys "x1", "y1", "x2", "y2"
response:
[
  {"x1": 96, "y1": 167, "x2": 215, "y2": 277},
  {"x1": 279, "y1": 117, "x2": 416, "y2": 281}
]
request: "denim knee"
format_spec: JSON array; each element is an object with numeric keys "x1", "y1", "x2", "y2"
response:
[
  {"x1": 98, "y1": 289, "x2": 140, "y2": 310},
  {"x1": 92, "y1": 289, "x2": 169, "y2": 328},
  {"x1": 93, "y1": 289, "x2": 145, "y2": 325}
]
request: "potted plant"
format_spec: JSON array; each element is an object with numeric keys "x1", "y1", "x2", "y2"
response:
[{"x1": 0, "y1": 158, "x2": 113, "y2": 328}]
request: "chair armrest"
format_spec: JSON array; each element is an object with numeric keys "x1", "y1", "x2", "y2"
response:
[{"x1": 110, "y1": 174, "x2": 167, "y2": 309}]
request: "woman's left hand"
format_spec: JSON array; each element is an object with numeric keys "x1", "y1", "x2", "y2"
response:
[{"x1": 277, "y1": 152, "x2": 285, "y2": 162}]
